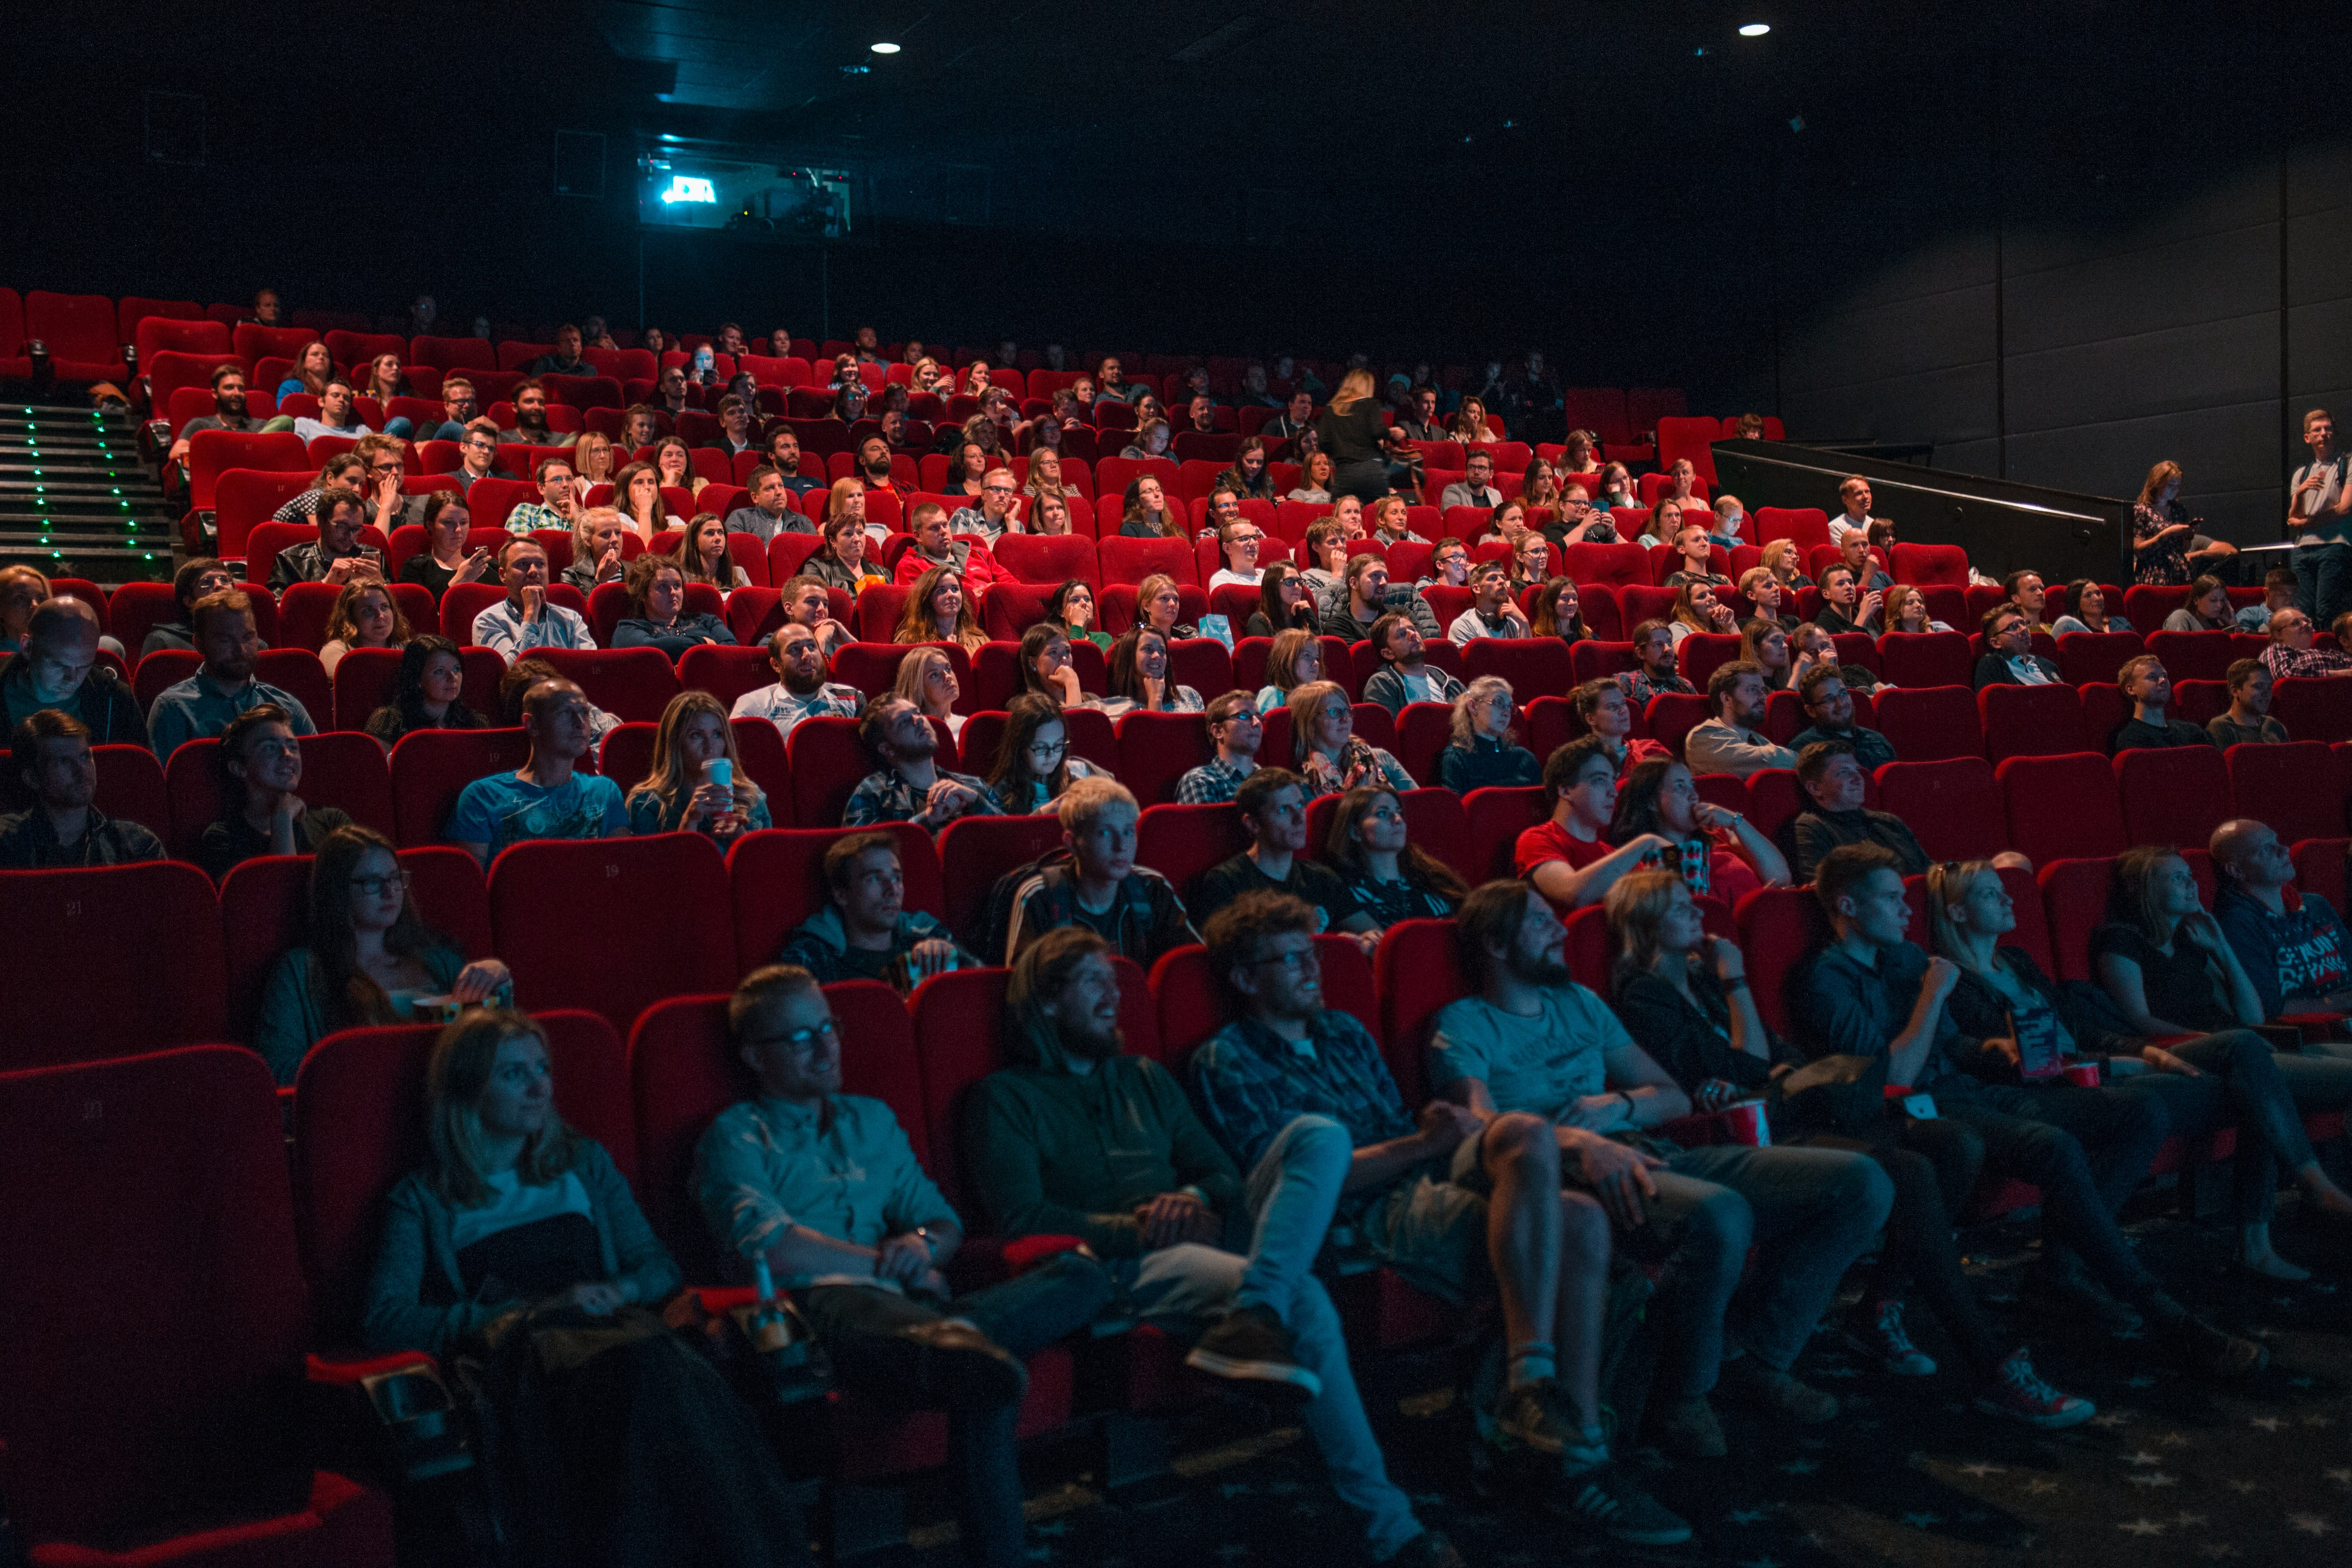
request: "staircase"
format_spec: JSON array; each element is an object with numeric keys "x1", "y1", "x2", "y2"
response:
[{"x1": 0, "y1": 404, "x2": 177, "y2": 583}]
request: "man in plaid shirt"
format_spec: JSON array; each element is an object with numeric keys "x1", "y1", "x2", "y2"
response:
[
  {"x1": 842, "y1": 698, "x2": 999, "y2": 830},
  {"x1": 2258, "y1": 608, "x2": 2352, "y2": 680},
  {"x1": 1173, "y1": 691, "x2": 1263, "y2": 805},
  {"x1": 1188, "y1": 891, "x2": 1691, "y2": 1548}
]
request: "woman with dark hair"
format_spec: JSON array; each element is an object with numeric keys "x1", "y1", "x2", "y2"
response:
[
  {"x1": 945, "y1": 439, "x2": 989, "y2": 498},
  {"x1": 893, "y1": 565, "x2": 987, "y2": 653},
  {"x1": 623, "y1": 690, "x2": 769, "y2": 840},
  {"x1": 249, "y1": 825, "x2": 511, "y2": 1083},
  {"x1": 2131, "y1": 460, "x2": 2197, "y2": 585},
  {"x1": 1527, "y1": 576, "x2": 1589, "y2": 645},
  {"x1": 615, "y1": 553, "x2": 735, "y2": 656},
  {"x1": 1018, "y1": 623, "x2": 1088, "y2": 706},
  {"x1": 983, "y1": 692, "x2": 1103, "y2": 815},
  {"x1": 365, "y1": 635, "x2": 487, "y2": 746},
  {"x1": 1099, "y1": 628, "x2": 1203, "y2": 718},
  {"x1": 1286, "y1": 450, "x2": 1336, "y2": 505},
  {"x1": 2162, "y1": 575, "x2": 2235, "y2": 633},
  {"x1": 2051, "y1": 579, "x2": 2132, "y2": 635},
  {"x1": 1246, "y1": 562, "x2": 1320, "y2": 638},
  {"x1": 1117, "y1": 474, "x2": 1183, "y2": 539},
  {"x1": 673, "y1": 513, "x2": 750, "y2": 590},
  {"x1": 195, "y1": 705, "x2": 354, "y2": 882},
  {"x1": 1607, "y1": 757, "x2": 1788, "y2": 904},
  {"x1": 142, "y1": 556, "x2": 240, "y2": 654},
  {"x1": 1326, "y1": 785, "x2": 1466, "y2": 927},
  {"x1": 805, "y1": 509, "x2": 888, "y2": 594},
  {"x1": 398, "y1": 493, "x2": 490, "y2": 601},
  {"x1": 275, "y1": 340, "x2": 334, "y2": 399},
  {"x1": 1048, "y1": 578, "x2": 1110, "y2": 650},
  {"x1": 652, "y1": 435, "x2": 708, "y2": 499},
  {"x1": 1740, "y1": 619, "x2": 1793, "y2": 691},
  {"x1": 1216, "y1": 436, "x2": 1275, "y2": 502},
  {"x1": 319, "y1": 579, "x2": 413, "y2": 677},
  {"x1": 361, "y1": 1009, "x2": 812, "y2": 1566}
]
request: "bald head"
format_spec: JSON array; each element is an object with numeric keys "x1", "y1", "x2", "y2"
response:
[
  {"x1": 27, "y1": 596, "x2": 101, "y2": 653},
  {"x1": 2209, "y1": 818, "x2": 2284, "y2": 885}
]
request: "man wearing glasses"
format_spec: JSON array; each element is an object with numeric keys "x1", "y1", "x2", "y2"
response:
[
  {"x1": 697, "y1": 963, "x2": 1111, "y2": 1568},
  {"x1": 449, "y1": 421, "x2": 517, "y2": 494},
  {"x1": 350, "y1": 434, "x2": 435, "y2": 534},
  {"x1": 775, "y1": 832, "x2": 973, "y2": 988},
  {"x1": 1209, "y1": 508, "x2": 1265, "y2": 588},
  {"x1": 949, "y1": 468, "x2": 1022, "y2": 542},
  {"x1": 421, "y1": 377, "x2": 480, "y2": 443}
]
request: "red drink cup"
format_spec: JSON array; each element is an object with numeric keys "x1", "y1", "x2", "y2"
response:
[
  {"x1": 1721, "y1": 1099, "x2": 1770, "y2": 1146},
  {"x1": 2061, "y1": 1061, "x2": 2101, "y2": 1088}
]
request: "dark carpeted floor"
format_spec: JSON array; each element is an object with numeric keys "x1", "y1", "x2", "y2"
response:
[{"x1": 900, "y1": 1194, "x2": 2351, "y2": 1568}]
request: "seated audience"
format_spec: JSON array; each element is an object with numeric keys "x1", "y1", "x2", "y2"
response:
[
  {"x1": 1209, "y1": 516, "x2": 1266, "y2": 589},
  {"x1": 803, "y1": 513, "x2": 889, "y2": 594},
  {"x1": 1809, "y1": 565, "x2": 1879, "y2": 637},
  {"x1": 2162, "y1": 575, "x2": 2236, "y2": 633},
  {"x1": 624, "y1": 690, "x2": 771, "y2": 841},
  {"x1": 674, "y1": 514, "x2": 750, "y2": 591},
  {"x1": 2049, "y1": 579, "x2": 2130, "y2": 635},
  {"x1": 1570, "y1": 679, "x2": 1668, "y2": 777},
  {"x1": 2259, "y1": 606, "x2": 2352, "y2": 679},
  {"x1": 364, "y1": 635, "x2": 487, "y2": 746},
  {"x1": 843, "y1": 697, "x2": 997, "y2": 830},
  {"x1": 897, "y1": 504, "x2": 1001, "y2": 594},
  {"x1": 318, "y1": 579, "x2": 411, "y2": 677},
  {"x1": 2234, "y1": 567, "x2": 2300, "y2": 633},
  {"x1": 612, "y1": 461, "x2": 675, "y2": 542},
  {"x1": 1448, "y1": 559, "x2": 1530, "y2": 643},
  {"x1": 366, "y1": 1010, "x2": 808, "y2": 1565},
  {"x1": 1528, "y1": 576, "x2": 1590, "y2": 645},
  {"x1": 894, "y1": 646, "x2": 967, "y2": 739},
  {"x1": 1188, "y1": 767, "x2": 1378, "y2": 945},
  {"x1": 1436, "y1": 677, "x2": 1540, "y2": 792},
  {"x1": 503, "y1": 456, "x2": 585, "y2": 536},
  {"x1": 983, "y1": 692, "x2": 1102, "y2": 815},
  {"x1": 1247, "y1": 563, "x2": 1322, "y2": 639},
  {"x1": 150, "y1": 590, "x2": 318, "y2": 758},
  {"x1": 1942, "y1": 852, "x2": 2350, "y2": 1285},
  {"x1": 1828, "y1": 475, "x2": 1878, "y2": 545},
  {"x1": 1793, "y1": 845, "x2": 2262, "y2": 1375},
  {"x1": 1361, "y1": 612, "x2": 1463, "y2": 716},
  {"x1": 1117, "y1": 472, "x2": 1184, "y2": 539},
  {"x1": 1879, "y1": 584, "x2": 1949, "y2": 636},
  {"x1": 1774, "y1": 665, "x2": 1886, "y2": 769},
  {"x1": 194, "y1": 704, "x2": 350, "y2": 879},
  {"x1": 1132, "y1": 573, "x2": 1200, "y2": 643},
  {"x1": 1287, "y1": 680, "x2": 1412, "y2": 796},
  {"x1": 448, "y1": 677, "x2": 628, "y2": 865},
  {"x1": 1100, "y1": 628, "x2": 1204, "y2": 718},
  {"x1": 1186, "y1": 891, "x2": 1687, "y2": 1544},
  {"x1": 269, "y1": 487, "x2": 384, "y2": 591},
  {"x1": 699, "y1": 987, "x2": 1107, "y2": 1568},
  {"x1": 1606, "y1": 870, "x2": 2092, "y2": 1427},
  {"x1": 1004, "y1": 778, "x2": 1194, "y2": 965},
  {"x1": 1971, "y1": 608, "x2": 2060, "y2": 688},
  {"x1": 1623, "y1": 621, "x2": 1696, "y2": 706},
  {"x1": 0, "y1": 568, "x2": 123, "y2": 665},
  {"x1": 1740, "y1": 619, "x2": 1794, "y2": 691},
  {"x1": 2210, "y1": 819, "x2": 2352, "y2": 1025},
  {"x1": 1176, "y1": 691, "x2": 1265, "y2": 805},
  {"x1": 731, "y1": 624, "x2": 864, "y2": 742},
  {"x1": 1517, "y1": 736, "x2": 1678, "y2": 911},
  {"x1": 727, "y1": 465, "x2": 815, "y2": 542},
  {"x1": 774, "y1": 832, "x2": 974, "y2": 987},
  {"x1": 1325, "y1": 787, "x2": 1468, "y2": 927},
  {"x1": 1016, "y1": 624, "x2": 1088, "y2": 708},
  {"x1": 2209, "y1": 659, "x2": 2288, "y2": 744},
  {"x1": 1506, "y1": 533, "x2": 1554, "y2": 597},
  {"x1": 1610, "y1": 757, "x2": 1788, "y2": 903},
  {"x1": 949, "y1": 468, "x2": 1023, "y2": 541},
  {"x1": 1254, "y1": 626, "x2": 1324, "y2": 715},
  {"x1": 1660, "y1": 524, "x2": 1728, "y2": 588},
  {"x1": 1430, "y1": 881, "x2": 1893, "y2": 1450},
  {"x1": 472, "y1": 538, "x2": 596, "y2": 654},
  {"x1": 398, "y1": 494, "x2": 491, "y2": 600},
  {"x1": 167, "y1": 364, "x2": 260, "y2": 464},
  {"x1": 963, "y1": 928, "x2": 1463, "y2": 1567},
  {"x1": 4, "y1": 597, "x2": 145, "y2": 747},
  {"x1": 1046, "y1": 579, "x2": 1111, "y2": 651},
  {"x1": 1684, "y1": 662, "x2": 1796, "y2": 779},
  {"x1": 141, "y1": 557, "x2": 239, "y2": 655},
  {"x1": 1298, "y1": 517, "x2": 1356, "y2": 600},
  {"x1": 0, "y1": 710, "x2": 163, "y2": 867},
  {"x1": 1759, "y1": 539, "x2": 1813, "y2": 591},
  {"x1": 560, "y1": 508, "x2": 631, "y2": 595},
  {"x1": 1789, "y1": 741, "x2": 1941, "y2": 882},
  {"x1": 1321, "y1": 554, "x2": 1395, "y2": 642},
  {"x1": 251, "y1": 826, "x2": 511, "y2": 1082},
  {"x1": 613, "y1": 554, "x2": 734, "y2": 656},
  {"x1": 1439, "y1": 452, "x2": 1504, "y2": 511},
  {"x1": 2109, "y1": 655, "x2": 2214, "y2": 750}
]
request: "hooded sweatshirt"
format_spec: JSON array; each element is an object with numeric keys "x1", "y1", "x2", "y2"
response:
[
  {"x1": 961, "y1": 967, "x2": 1241, "y2": 1257},
  {"x1": 775, "y1": 902, "x2": 974, "y2": 986}
]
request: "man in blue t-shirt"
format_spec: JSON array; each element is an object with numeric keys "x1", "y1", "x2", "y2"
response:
[{"x1": 447, "y1": 677, "x2": 628, "y2": 866}]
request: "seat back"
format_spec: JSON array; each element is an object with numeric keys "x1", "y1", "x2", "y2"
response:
[
  {"x1": 0, "y1": 1048, "x2": 315, "y2": 1543},
  {"x1": 726, "y1": 824, "x2": 943, "y2": 977},
  {"x1": 2270, "y1": 676, "x2": 2352, "y2": 745},
  {"x1": 2225, "y1": 741, "x2": 2343, "y2": 844},
  {"x1": 491, "y1": 834, "x2": 735, "y2": 1029},
  {"x1": 1735, "y1": 885, "x2": 1833, "y2": 1037},
  {"x1": 1999, "y1": 753, "x2": 2128, "y2": 867},
  {"x1": 2037, "y1": 857, "x2": 2119, "y2": 981},
  {"x1": 2055, "y1": 630, "x2": 2147, "y2": 689},
  {"x1": 786, "y1": 714, "x2": 879, "y2": 826},
  {"x1": 1980, "y1": 683, "x2": 2089, "y2": 762},
  {"x1": 938, "y1": 813, "x2": 1070, "y2": 948},
  {"x1": 1461, "y1": 784, "x2": 1549, "y2": 879},
  {"x1": 2113, "y1": 746, "x2": 2232, "y2": 848},
  {"x1": 0, "y1": 863, "x2": 227, "y2": 1068},
  {"x1": 1371, "y1": 919, "x2": 1470, "y2": 1107},
  {"x1": 1869, "y1": 684, "x2": 1981, "y2": 762},
  {"x1": 1116, "y1": 710, "x2": 1216, "y2": 805},
  {"x1": 389, "y1": 727, "x2": 532, "y2": 845},
  {"x1": 164, "y1": 731, "x2": 396, "y2": 860},
  {"x1": 1151, "y1": 936, "x2": 1377, "y2": 1069},
  {"x1": 1874, "y1": 757, "x2": 2008, "y2": 862},
  {"x1": 530, "y1": 646, "x2": 682, "y2": 723},
  {"x1": 292, "y1": 1011, "x2": 634, "y2": 1343},
  {"x1": 2145, "y1": 629, "x2": 2239, "y2": 683},
  {"x1": 1874, "y1": 632, "x2": 1972, "y2": 690},
  {"x1": 1137, "y1": 802, "x2": 1252, "y2": 901}
]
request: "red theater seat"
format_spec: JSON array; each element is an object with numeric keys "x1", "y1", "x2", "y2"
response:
[
  {"x1": 1980, "y1": 683, "x2": 2090, "y2": 762},
  {"x1": 1461, "y1": 784, "x2": 1548, "y2": 880},
  {"x1": 2270, "y1": 676, "x2": 2352, "y2": 745},
  {"x1": 1736, "y1": 884, "x2": 1833, "y2": 1038},
  {"x1": 2113, "y1": 745, "x2": 2232, "y2": 849},
  {"x1": 1999, "y1": 753, "x2": 2128, "y2": 869},
  {"x1": 1871, "y1": 685, "x2": 1982, "y2": 762},
  {"x1": 163, "y1": 732, "x2": 395, "y2": 861},
  {"x1": 0, "y1": 862, "x2": 227, "y2": 1069},
  {"x1": 786, "y1": 715, "x2": 879, "y2": 826},
  {"x1": 2226, "y1": 741, "x2": 2343, "y2": 843},
  {"x1": 1153, "y1": 935, "x2": 1377, "y2": 1067},
  {"x1": 1875, "y1": 633, "x2": 1972, "y2": 691},
  {"x1": 1138, "y1": 802, "x2": 1252, "y2": 902},
  {"x1": 727, "y1": 824, "x2": 942, "y2": 971},
  {"x1": 530, "y1": 646, "x2": 681, "y2": 722},
  {"x1": 1874, "y1": 757, "x2": 2009, "y2": 862},
  {"x1": 0, "y1": 1047, "x2": 395, "y2": 1565},
  {"x1": 491, "y1": 833, "x2": 735, "y2": 1029},
  {"x1": 389, "y1": 726, "x2": 532, "y2": 845}
]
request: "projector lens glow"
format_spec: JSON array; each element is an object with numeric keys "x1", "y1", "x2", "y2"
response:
[
  {"x1": 1739, "y1": 23, "x2": 1771, "y2": 36},
  {"x1": 870, "y1": 42, "x2": 900, "y2": 54},
  {"x1": 661, "y1": 175, "x2": 717, "y2": 204}
]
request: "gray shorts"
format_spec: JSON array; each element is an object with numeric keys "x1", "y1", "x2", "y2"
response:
[{"x1": 1351, "y1": 1124, "x2": 1494, "y2": 1302}]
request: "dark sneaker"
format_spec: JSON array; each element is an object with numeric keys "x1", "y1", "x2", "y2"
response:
[
  {"x1": 1647, "y1": 1394, "x2": 1727, "y2": 1458},
  {"x1": 1847, "y1": 1298, "x2": 1937, "y2": 1377},
  {"x1": 2158, "y1": 1312, "x2": 2268, "y2": 1380},
  {"x1": 1381, "y1": 1529, "x2": 1467, "y2": 1568},
  {"x1": 1552, "y1": 1462, "x2": 1695, "y2": 1547},
  {"x1": 1716, "y1": 1355, "x2": 1839, "y2": 1423},
  {"x1": 2027, "y1": 1254, "x2": 2143, "y2": 1331},
  {"x1": 894, "y1": 1319, "x2": 1026, "y2": 1410},
  {"x1": 1487, "y1": 1378, "x2": 1576, "y2": 1456},
  {"x1": 1973, "y1": 1348, "x2": 2095, "y2": 1429},
  {"x1": 1185, "y1": 1304, "x2": 1321, "y2": 1402}
]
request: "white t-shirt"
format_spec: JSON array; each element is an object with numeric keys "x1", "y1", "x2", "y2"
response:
[
  {"x1": 1209, "y1": 567, "x2": 1262, "y2": 589},
  {"x1": 450, "y1": 1169, "x2": 594, "y2": 1251}
]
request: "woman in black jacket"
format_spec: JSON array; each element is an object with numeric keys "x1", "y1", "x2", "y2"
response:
[
  {"x1": 1313, "y1": 369, "x2": 1394, "y2": 504},
  {"x1": 1605, "y1": 869, "x2": 2095, "y2": 1428}
]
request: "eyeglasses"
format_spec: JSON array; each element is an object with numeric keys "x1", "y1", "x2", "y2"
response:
[
  {"x1": 349, "y1": 873, "x2": 413, "y2": 897},
  {"x1": 743, "y1": 1017, "x2": 838, "y2": 1054},
  {"x1": 1026, "y1": 740, "x2": 1069, "y2": 757}
]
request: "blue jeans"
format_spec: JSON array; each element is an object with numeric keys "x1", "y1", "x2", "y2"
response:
[
  {"x1": 1627, "y1": 1144, "x2": 1893, "y2": 1399},
  {"x1": 800, "y1": 1254, "x2": 1112, "y2": 1568},
  {"x1": 1931, "y1": 1083, "x2": 2160, "y2": 1298},
  {"x1": 2135, "y1": 1031, "x2": 2352, "y2": 1222},
  {"x1": 1122, "y1": 1115, "x2": 1424, "y2": 1559},
  {"x1": 2294, "y1": 542, "x2": 2352, "y2": 628}
]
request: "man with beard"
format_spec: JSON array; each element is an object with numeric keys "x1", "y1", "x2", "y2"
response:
[
  {"x1": 964, "y1": 927, "x2": 1468, "y2": 1568},
  {"x1": 168, "y1": 364, "x2": 260, "y2": 464},
  {"x1": 654, "y1": 364, "x2": 693, "y2": 417},
  {"x1": 526, "y1": 324, "x2": 591, "y2": 380},
  {"x1": 268, "y1": 486, "x2": 386, "y2": 591},
  {"x1": 497, "y1": 379, "x2": 576, "y2": 448},
  {"x1": 148, "y1": 589, "x2": 320, "y2": 758},
  {"x1": 731, "y1": 624, "x2": 863, "y2": 745},
  {"x1": 855, "y1": 435, "x2": 905, "y2": 501},
  {"x1": 1682, "y1": 661, "x2": 1796, "y2": 779},
  {"x1": 763, "y1": 428, "x2": 826, "y2": 497},
  {"x1": 842, "y1": 697, "x2": 997, "y2": 831}
]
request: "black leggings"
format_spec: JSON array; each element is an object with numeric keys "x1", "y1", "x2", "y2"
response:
[{"x1": 1791, "y1": 1118, "x2": 2009, "y2": 1376}]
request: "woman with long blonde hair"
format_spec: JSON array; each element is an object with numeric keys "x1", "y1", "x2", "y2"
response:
[
  {"x1": 892, "y1": 644, "x2": 967, "y2": 738},
  {"x1": 624, "y1": 689, "x2": 768, "y2": 839},
  {"x1": 319, "y1": 579, "x2": 413, "y2": 676},
  {"x1": 1317, "y1": 368, "x2": 1392, "y2": 506}
]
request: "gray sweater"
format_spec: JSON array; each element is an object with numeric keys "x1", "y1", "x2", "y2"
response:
[{"x1": 361, "y1": 1141, "x2": 678, "y2": 1355}]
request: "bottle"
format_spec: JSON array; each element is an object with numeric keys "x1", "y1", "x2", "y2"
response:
[{"x1": 747, "y1": 1255, "x2": 790, "y2": 1354}]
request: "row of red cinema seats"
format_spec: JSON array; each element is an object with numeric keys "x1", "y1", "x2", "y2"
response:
[{"x1": 19, "y1": 717, "x2": 2352, "y2": 1074}]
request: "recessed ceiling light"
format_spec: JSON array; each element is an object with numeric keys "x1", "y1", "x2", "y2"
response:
[
  {"x1": 1738, "y1": 23, "x2": 1771, "y2": 37},
  {"x1": 870, "y1": 41, "x2": 900, "y2": 54}
]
